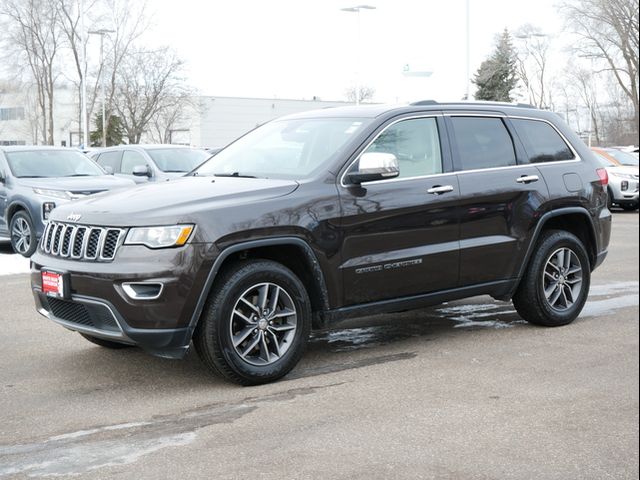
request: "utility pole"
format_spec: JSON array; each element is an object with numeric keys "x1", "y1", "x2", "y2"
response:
[{"x1": 88, "y1": 29, "x2": 114, "y2": 147}]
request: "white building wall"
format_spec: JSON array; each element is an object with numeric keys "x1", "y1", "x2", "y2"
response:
[{"x1": 191, "y1": 96, "x2": 351, "y2": 148}]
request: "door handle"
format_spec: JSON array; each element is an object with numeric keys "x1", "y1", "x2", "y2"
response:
[
  {"x1": 516, "y1": 175, "x2": 539, "y2": 184},
  {"x1": 427, "y1": 185, "x2": 454, "y2": 195}
]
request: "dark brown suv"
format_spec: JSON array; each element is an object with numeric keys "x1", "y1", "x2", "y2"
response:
[{"x1": 30, "y1": 102, "x2": 612, "y2": 385}]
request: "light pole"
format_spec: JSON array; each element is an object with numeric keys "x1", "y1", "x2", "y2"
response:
[
  {"x1": 340, "y1": 5, "x2": 376, "y2": 106},
  {"x1": 88, "y1": 29, "x2": 114, "y2": 147},
  {"x1": 579, "y1": 53, "x2": 599, "y2": 148},
  {"x1": 465, "y1": 0, "x2": 470, "y2": 100}
]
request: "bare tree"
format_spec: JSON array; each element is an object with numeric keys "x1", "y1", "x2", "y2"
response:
[
  {"x1": 345, "y1": 85, "x2": 375, "y2": 103},
  {"x1": 114, "y1": 47, "x2": 187, "y2": 144},
  {"x1": 0, "y1": 0, "x2": 62, "y2": 144},
  {"x1": 102, "y1": 0, "x2": 150, "y2": 135},
  {"x1": 566, "y1": 63, "x2": 603, "y2": 145},
  {"x1": 515, "y1": 24, "x2": 552, "y2": 108},
  {"x1": 147, "y1": 93, "x2": 196, "y2": 144},
  {"x1": 559, "y1": 0, "x2": 639, "y2": 138}
]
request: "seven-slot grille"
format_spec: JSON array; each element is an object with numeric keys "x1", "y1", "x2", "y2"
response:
[{"x1": 41, "y1": 222, "x2": 125, "y2": 261}]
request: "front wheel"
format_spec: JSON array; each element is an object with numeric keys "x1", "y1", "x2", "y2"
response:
[
  {"x1": 10, "y1": 211, "x2": 37, "y2": 257},
  {"x1": 194, "y1": 260, "x2": 311, "y2": 385},
  {"x1": 513, "y1": 230, "x2": 590, "y2": 327}
]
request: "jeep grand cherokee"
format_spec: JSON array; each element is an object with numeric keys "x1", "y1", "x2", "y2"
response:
[{"x1": 30, "y1": 101, "x2": 611, "y2": 385}]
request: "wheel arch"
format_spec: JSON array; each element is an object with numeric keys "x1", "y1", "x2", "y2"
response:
[
  {"x1": 7, "y1": 200, "x2": 31, "y2": 225},
  {"x1": 188, "y1": 237, "x2": 330, "y2": 335},
  {"x1": 508, "y1": 207, "x2": 598, "y2": 299}
]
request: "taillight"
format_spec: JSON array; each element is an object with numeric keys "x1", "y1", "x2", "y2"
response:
[{"x1": 596, "y1": 168, "x2": 608, "y2": 186}]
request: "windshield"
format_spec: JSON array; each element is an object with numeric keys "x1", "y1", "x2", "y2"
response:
[
  {"x1": 194, "y1": 117, "x2": 370, "y2": 179},
  {"x1": 6, "y1": 150, "x2": 105, "y2": 178},
  {"x1": 147, "y1": 148, "x2": 211, "y2": 172},
  {"x1": 605, "y1": 149, "x2": 639, "y2": 167}
]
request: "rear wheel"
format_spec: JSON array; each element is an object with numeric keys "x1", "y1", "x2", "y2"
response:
[
  {"x1": 194, "y1": 260, "x2": 311, "y2": 385},
  {"x1": 513, "y1": 230, "x2": 590, "y2": 327},
  {"x1": 10, "y1": 211, "x2": 37, "y2": 257},
  {"x1": 80, "y1": 333, "x2": 133, "y2": 349}
]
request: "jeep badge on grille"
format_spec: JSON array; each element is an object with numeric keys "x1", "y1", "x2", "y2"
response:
[{"x1": 66, "y1": 213, "x2": 82, "y2": 222}]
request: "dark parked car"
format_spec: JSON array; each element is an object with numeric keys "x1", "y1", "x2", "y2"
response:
[
  {"x1": 30, "y1": 102, "x2": 611, "y2": 385},
  {"x1": 91, "y1": 145, "x2": 211, "y2": 183},
  {"x1": 0, "y1": 147, "x2": 134, "y2": 257}
]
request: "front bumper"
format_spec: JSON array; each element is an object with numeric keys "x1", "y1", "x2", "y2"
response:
[{"x1": 30, "y1": 243, "x2": 214, "y2": 358}]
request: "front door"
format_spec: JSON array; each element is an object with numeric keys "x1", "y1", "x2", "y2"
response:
[{"x1": 338, "y1": 115, "x2": 460, "y2": 305}]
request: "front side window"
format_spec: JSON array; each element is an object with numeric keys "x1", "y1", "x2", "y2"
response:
[
  {"x1": 121, "y1": 151, "x2": 148, "y2": 174},
  {"x1": 362, "y1": 117, "x2": 443, "y2": 178},
  {"x1": 147, "y1": 148, "x2": 211, "y2": 173},
  {"x1": 96, "y1": 151, "x2": 122, "y2": 172},
  {"x1": 194, "y1": 117, "x2": 370, "y2": 180},
  {"x1": 512, "y1": 118, "x2": 574, "y2": 163},
  {"x1": 6, "y1": 150, "x2": 105, "y2": 178},
  {"x1": 450, "y1": 117, "x2": 516, "y2": 170}
]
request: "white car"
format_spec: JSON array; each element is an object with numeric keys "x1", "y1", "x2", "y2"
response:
[{"x1": 592, "y1": 147, "x2": 639, "y2": 211}]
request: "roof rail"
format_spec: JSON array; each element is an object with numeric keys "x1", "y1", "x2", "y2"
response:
[{"x1": 409, "y1": 100, "x2": 537, "y2": 109}]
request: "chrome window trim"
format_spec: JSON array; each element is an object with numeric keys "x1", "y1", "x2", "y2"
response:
[
  {"x1": 339, "y1": 113, "x2": 444, "y2": 188},
  {"x1": 445, "y1": 112, "x2": 582, "y2": 172},
  {"x1": 508, "y1": 115, "x2": 580, "y2": 164}
]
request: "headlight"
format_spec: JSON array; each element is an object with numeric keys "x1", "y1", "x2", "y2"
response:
[
  {"x1": 33, "y1": 188, "x2": 72, "y2": 200},
  {"x1": 124, "y1": 225, "x2": 194, "y2": 249},
  {"x1": 610, "y1": 172, "x2": 636, "y2": 180}
]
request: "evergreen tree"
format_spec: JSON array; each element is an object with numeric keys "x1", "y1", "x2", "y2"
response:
[
  {"x1": 90, "y1": 111, "x2": 124, "y2": 147},
  {"x1": 473, "y1": 29, "x2": 519, "y2": 102}
]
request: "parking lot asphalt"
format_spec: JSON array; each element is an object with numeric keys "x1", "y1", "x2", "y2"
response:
[{"x1": 0, "y1": 211, "x2": 638, "y2": 480}]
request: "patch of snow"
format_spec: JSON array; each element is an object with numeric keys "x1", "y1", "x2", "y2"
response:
[{"x1": 0, "y1": 253, "x2": 30, "y2": 276}]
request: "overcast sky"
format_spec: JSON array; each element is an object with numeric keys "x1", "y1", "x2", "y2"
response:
[{"x1": 146, "y1": 0, "x2": 565, "y2": 103}]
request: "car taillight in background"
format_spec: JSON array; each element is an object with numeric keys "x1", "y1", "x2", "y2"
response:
[{"x1": 596, "y1": 168, "x2": 609, "y2": 186}]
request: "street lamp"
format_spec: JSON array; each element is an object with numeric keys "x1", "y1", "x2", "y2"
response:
[
  {"x1": 340, "y1": 5, "x2": 376, "y2": 106},
  {"x1": 579, "y1": 53, "x2": 600, "y2": 148},
  {"x1": 88, "y1": 29, "x2": 115, "y2": 147}
]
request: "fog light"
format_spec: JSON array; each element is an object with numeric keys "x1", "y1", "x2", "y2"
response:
[
  {"x1": 42, "y1": 202, "x2": 56, "y2": 220},
  {"x1": 621, "y1": 181, "x2": 629, "y2": 191}
]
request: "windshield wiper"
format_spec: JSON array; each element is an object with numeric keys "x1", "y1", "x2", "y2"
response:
[
  {"x1": 213, "y1": 172, "x2": 257, "y2": 178},
  {"x1": 66, "y1": 174, "x2": 93, "y2": 177},
  {"x1": 18, "y1": 175, "x2": 47, "y2": 178},
  {"x1": 163, "y1": 170, "x2": 187, "y2": 173}
]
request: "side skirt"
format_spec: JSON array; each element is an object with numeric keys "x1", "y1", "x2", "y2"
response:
[{"x1": 317, "y1": 279, "x2": 516, "y2": 328}]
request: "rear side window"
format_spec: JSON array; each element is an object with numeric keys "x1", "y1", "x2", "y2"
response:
[
  {"x1": 96, "y1": 151, "x2": 122, "y2": 172},
  {"x1": 512, "y1": 118, "x2": 575, "y2": 163},
  {"x1": 450, "y1": 117, "x2": 516, "y2": 170}
]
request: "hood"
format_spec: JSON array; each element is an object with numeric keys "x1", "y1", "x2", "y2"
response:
[
  {"x1": 50, "y1": 176, "x2": 299, "y2": 226},
  {"x1": 17, "y1": 175, "x2": 135, "y2": 193},
  {"x1": 607, "y1": 165, "x2": 639, "y2": 176}
]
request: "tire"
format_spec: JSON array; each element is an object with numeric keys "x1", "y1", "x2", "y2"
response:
[
  {"x1": 194, "y1": 260, "x2": 311, "y2": 386},
  {"x1": 79, "y1": 333, "x2": 133, "y2": 349},
  {"x1": 10, "y1": 210, "x2": 37, "y2": 257},
  {"x1": 513, "y1": 230, "x2": 590, "y2": 327}
]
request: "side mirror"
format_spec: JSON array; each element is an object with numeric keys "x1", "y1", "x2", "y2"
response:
[
  {"x1": 0, "y1": 173, "x2": 5, "y2": 184},
  {"x1": 103, "y1": 165, "x2": 114, "y2": 175},
  {"x1": 132, "y1": 165, "x2": 151, "y2": 177},
  {"x1": 347, "y1": 152, "x2": 400, "y2": 184}
]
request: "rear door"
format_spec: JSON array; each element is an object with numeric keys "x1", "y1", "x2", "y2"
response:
[
  {"x1": 445, "y1": 113, "x2": 549, "y2": 286},
  {"x1": 338, "y1": 114, "x2": 460, "y2": 305}
]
